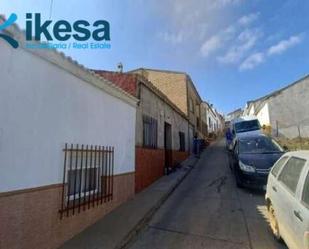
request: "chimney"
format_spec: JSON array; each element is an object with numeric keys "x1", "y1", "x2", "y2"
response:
[{"x1": 117, "y1": 63, "x2": 123, "y2": 73}]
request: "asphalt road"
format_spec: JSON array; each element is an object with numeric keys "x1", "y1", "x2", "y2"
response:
[{"x1": 128, "y1": 139, "x2": 288, "y2": 249}]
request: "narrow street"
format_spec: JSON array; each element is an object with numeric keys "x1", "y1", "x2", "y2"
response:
[{"x1": 128, "y1": 139, "x2": 288, "y2": 249}]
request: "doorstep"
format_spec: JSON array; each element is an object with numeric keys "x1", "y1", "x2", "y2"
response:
[{"x1": 58, "y1": 155, "x2": 198, "y2": 249}]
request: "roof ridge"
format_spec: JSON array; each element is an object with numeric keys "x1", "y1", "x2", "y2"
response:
[{"x1": 249, "y1": 74, "x2": 309, "y2": 103}]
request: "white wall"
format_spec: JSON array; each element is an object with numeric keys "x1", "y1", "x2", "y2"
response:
[
  {"x1": 206, "y1": 109, "x2": 217, "y2": 133},
  {"x1": 268, "y1": 76, "x2": 309, "y2": 138},
  {"x1": 0, "y1": 41, "x2": 136, "y2": 192},
  {"x1": 256, "y1": 102, "x2": 270, "y2": 126},
  {"x1": 248, "y1": 105, "x2": 255, "y2": 116}
]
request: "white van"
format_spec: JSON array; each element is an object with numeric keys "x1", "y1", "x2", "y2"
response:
[{"x1": 228, "y1": 116, "x2": 262, "y2": 150}]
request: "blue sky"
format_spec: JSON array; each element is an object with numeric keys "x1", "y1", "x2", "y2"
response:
[{"x1": 1, "y1": 0, "x2": 309, "y2": 114}]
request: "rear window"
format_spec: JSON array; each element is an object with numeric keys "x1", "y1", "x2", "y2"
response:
[
  {"x1": 302, "y1": 170, "x2": 309, "y2": 208},
  {"x1": 278, "y1": 157, "x2": 306, "y2": 194},
  {"x1": 239, "y1": 136, "x2": 283, "y2": 154},
  {"x1": 234, "y1": 120, "x2": 260, "y2": 133},
  {"x1": 271, "y1": 156, "x2": 288, "y2": 177}
]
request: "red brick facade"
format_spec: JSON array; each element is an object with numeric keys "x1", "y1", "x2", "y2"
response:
[
  {"x1": 135, "y1": 147, "x2": 165, "y2": 193},
  {"x1": 172, "y1": 151, "x2": 190, "y2": 168},
  {"x1": 0, "y1": 173, "x2": 135, "y2": 249},
  {"x1": 135, "y1": 147, "x2": 189, "y2": 193}
]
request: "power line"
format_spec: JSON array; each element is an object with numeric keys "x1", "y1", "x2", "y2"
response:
[{"x1": 49, "y1": 0, "x2": 54, "y2": 19}]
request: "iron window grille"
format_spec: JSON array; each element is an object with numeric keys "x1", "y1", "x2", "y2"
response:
[
  {"x1": 143, "y1": 115, "x2": 158, "y2": 148},
  {"x1": 59, "y1": 144, "x2": 114, "y2": 218},
  {"x1": 179, "y1": 132, "x2": 186, "y2": 151}
]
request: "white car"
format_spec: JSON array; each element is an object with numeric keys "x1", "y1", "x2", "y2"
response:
[{"x1": 266, "y1": 151, "x2": 309, "y2": 249}]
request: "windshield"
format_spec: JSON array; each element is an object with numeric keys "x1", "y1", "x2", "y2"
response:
[
  {"x1": 239, "y1": 136, "x2": 283, "y2": 154},
  {"x1": 234, "y1": 120, "x2": 260, "y2": 133}
]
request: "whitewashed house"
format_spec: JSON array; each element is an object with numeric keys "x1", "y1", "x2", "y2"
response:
[
  {"x1": 0, "y1": 18, "x2": 137, "y2": 249},
  {"x1": 243, "y1": 75, "x2": 309, "y2": 138},
  {"x1": 225, "y1": 108, "x2": 243, "y2": 122},
  {"x1": 202, "y1": 102, "x2": 220, "y2": 135}
]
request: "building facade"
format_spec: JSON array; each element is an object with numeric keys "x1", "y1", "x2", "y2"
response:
[
  {"x1": 200, "y1": 103, "x2": 209, "y2": 138},
  {"x1": 202, "y1": 102, "x2": 218, "y2": 136},
  {"x1": 130, "y1": 68, "x2": 203, "y2": 151},
  {"x1": 0, "y1": 22, "x2": 138, "y2": 249},
  {"x1": 225, "y1": 108, "x2": 243, "y2": 122},
  {"x1": 95, "y1": 71, "x2": 190, "y2": 192},
  {"x1": 243, "y1": 75, "x2": 309, "y2": 138}
]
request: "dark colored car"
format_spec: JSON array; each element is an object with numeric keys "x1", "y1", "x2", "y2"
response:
[{"x1": 229, "y1": 134, "x2": 284, "y2": 190}]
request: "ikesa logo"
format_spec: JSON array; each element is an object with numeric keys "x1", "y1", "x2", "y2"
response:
[
  {"x1": 0, "y1": 13, "x2": 19, "y2": 48},
  {"x1": 0, "y1": 13, "x2": 111, "y2": 49},
  {"x1": 26, "y1": 13, "x2": 110, "y2": 42}
]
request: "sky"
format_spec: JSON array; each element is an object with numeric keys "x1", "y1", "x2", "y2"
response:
[{"x1": 1, "y1": 0, "x2": 309, "y2": 114}]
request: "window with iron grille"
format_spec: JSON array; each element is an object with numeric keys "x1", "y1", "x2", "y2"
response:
[
  {"x1": 59, "y1": 144, "x2": 114, "y2": 218},
  {"x1": 143, "y1": 115, "x2": 158, "y2": 148},
  {"x1": 179, "y1": 132, "x2": 185, "y2": 151},
  {"x1": 67, "y1": 168, "x2": 98, "y2": 197}
]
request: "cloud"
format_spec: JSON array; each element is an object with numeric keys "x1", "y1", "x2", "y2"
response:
[
  {"x1": 200, "y1": 35, "x2": 222, "y2": 57},
  {"x1": 239, "y1": 52, "x2": 264, "y2": 71},
  {"x1": 159, "y1": 31, "x2": 184, "y2": 44},
  {"x1": 239, "y1": 33, "x2": 304, "y2": 71},
  {"x1": 200, "y1": 24, "x2": 237, "y2": 57},
  {"x1": 157, "y1": 0, "x2": 243, "y2": 46},
  {"x1": 211, "y1": 0, "x2": 243, "y2": 8},
  {"x1": 267, "y1": 35, "x2": 302, "y2": 55},
  {"x1": 199, "y1": 11, "x2": 260, "y2": 61},
  {"x1": 217, "y1": 29, "x2": 262, "y2": 64},
  {"x1": 238, "y1": 12, "x2": 260, "y2": 26}
]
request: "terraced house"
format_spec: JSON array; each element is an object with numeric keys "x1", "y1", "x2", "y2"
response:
[
  {"x1": 95, "y1": 70, "x2": 190, "y2": 193},
  {"x1": 243, "y1": 75, "x2": 309, "y2": 138},
  {"x1": 0, "y1": 21, "x2": 138, "y2": 249},
  {"x1": 130, "y1": 68, "x2": 204, "y2": 152}
]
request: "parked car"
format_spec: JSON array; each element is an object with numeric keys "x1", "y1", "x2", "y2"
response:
[
  {"x1": 266, "y1": 151, "x2": 309, "y2": 249},
  {"x1": 229, "y1": 134, "x2": 284, "y2": 189},
  {"x1": 229, "y1": 116, "x2": 262, "y2": 150}
]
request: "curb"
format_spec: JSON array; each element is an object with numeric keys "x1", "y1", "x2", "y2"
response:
[{"x1": 115, "y1": 157, "x2": 198, "y2": 249}]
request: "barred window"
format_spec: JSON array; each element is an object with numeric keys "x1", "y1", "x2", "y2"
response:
[
  {"x1": 60, "y1": 144, "x2": 114, "y2": 218},
  {"x1": 68, "y1": 168, "x2": 97, "y2": 196},
  {"x1": 143, "y1": 115, "x2": 158, "y2": 148},
  {"x1": 179, "y1": 132, "x2": 185, "y2": 151}
]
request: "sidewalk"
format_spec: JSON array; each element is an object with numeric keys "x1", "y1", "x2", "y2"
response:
[{"x1": 58, "y1": 155, "x2": 198, "y2": 249}]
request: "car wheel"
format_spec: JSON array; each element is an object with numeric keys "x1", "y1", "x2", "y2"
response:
[{"x1": 268, "y1": 203, "x2": 281, "y2": 241}]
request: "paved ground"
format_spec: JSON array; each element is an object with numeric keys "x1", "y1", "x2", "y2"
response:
[
  {"x1": 59, "y1": 154, "x2": 197, "y2": 249},
  {"x1": 128, "y1": 139, "x2": 288, "y2": 249}
]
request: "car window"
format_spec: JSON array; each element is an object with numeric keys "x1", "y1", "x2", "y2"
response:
[
  {"x1": 271, "y1": 156, "x2": 288, "y2": 177},
  {"x1": 234, "y1": 120, "x2": 261, "y2": 133},
  {"x1": 239, "y1": 136, "x2": 283, "y2": 154},
  {"x1": 302, "y1": 169, "x2": 309, "y2": 208},
  {"x1": 278, "y1": 157, "x2": 306, "y2": 194}
]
